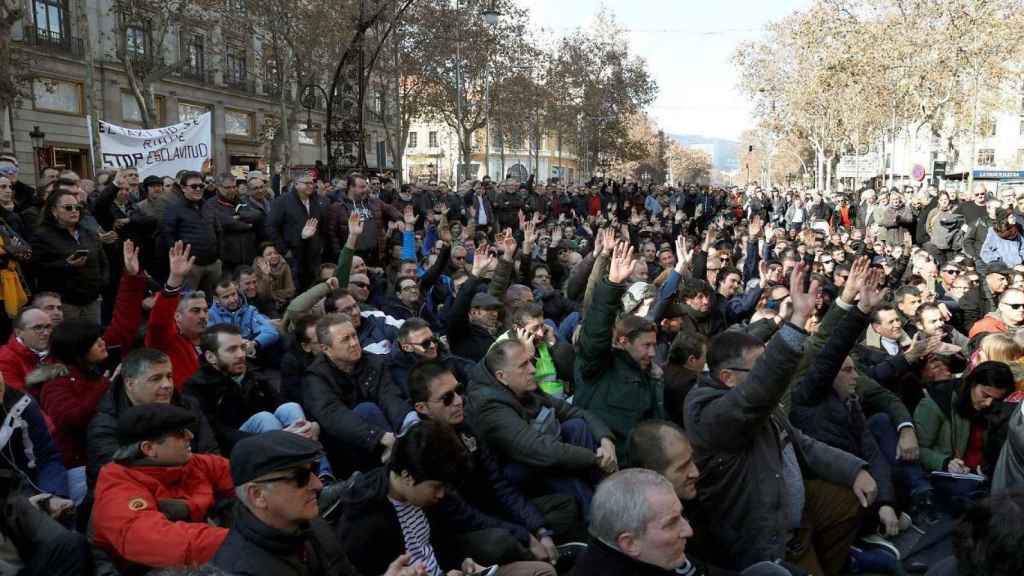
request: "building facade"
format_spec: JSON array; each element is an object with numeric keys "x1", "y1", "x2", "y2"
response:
[
  {"x1": 403, "y1": 120, "x2": 581, "y2": 184},
  {"x1": 3, "y1": 0, "x2": 393, "y2": 186}
]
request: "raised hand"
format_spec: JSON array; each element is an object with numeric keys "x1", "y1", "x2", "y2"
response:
[
  {"x1": 787, "y1": 262, "x2": 818, "y2": 328},
  {"x1": 500, "y1": 228, "x2": 518, "y2": 262},
  {"x1": 748, "y1": 215, "x2": 764, "y2": 238},
  {"x1": 522, "y1": 220, "x2": 537, "y2": 251},
  {"x1": 167, "y1": 241, "x2": 195, "y2": 288},
  {"x1": 301, "y1": 218, "x2": 319, "y2": 239},
  {"x1": 403, "y1": 205, "x2": 417, "y2": 228},
  {"x1": 675, "y1": 234, "x2": 690, "y2": 272},
  {"x1": 841, "y1": 256, "x2": 871, "y2": 303},
  {"x1": 348, "y1": 211, "x2": 364, "y2": 239},
  {"x1": 123, "y1": 239, "x2": 141, "y2": 277},
  {"x1": 255, "y1": 256, "x2": 271, "y2": 276},
  {"x1": 599, "y1": 227, "x2": 616, "y2": 256},
  {"x1": 608, "y1": 240, "x2": 636, "y2": 284},
  {"x1": 857, "y1": 267, "x2": 889, "y2": 313},
  {"x1": 471, "y1": 244, "x2": 494, "y2": 276}
]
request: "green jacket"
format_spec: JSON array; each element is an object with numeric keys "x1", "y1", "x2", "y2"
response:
[
  {"x1": 789, "y1": 299, "x2": 913, "y2": 427},
  {"x1": 914, "y1": 381, "x2": 982, "y2": 472},
  {"x1": 574, "y1": 278, "x2": 664, "y2": 464}
]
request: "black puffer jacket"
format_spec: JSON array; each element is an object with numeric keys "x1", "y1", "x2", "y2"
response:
[
  {"x1": 184, "y1": 364, "x2": 283, "y2": 454},
  {"x1": 301, "y1": 353, "x2": 411, "y2": 476},
  {"x1": 30, "y1": 220, "x2": 109, "y2": 305},
  {"x1": 213, "y1": 503, "x2": 358, "y2": 576},
  {"x1": 161, "y1": 196, "x2": 221, "y2": 265},
  {"x1": 203, "y1": 196, "x2": 262, "y2": 268},
  {"x1": 85, "y1": 376, "x2": 219, "y2": 489}
]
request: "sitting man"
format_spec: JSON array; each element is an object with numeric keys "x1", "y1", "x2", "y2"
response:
[
  {"x1": 853, "y1": 303, "x2": 938, "y2": 411},
  {"x1": 301, "y1": 313, "x2": 413, "y2": 478},
  {"x1": 332, "y1": 288, "x2": 403, "y2": 356},
  {"x1": 629, "y1": 421, "x2": 791, "y2": 576},
  {"x1": 388, "y1": 317, "x2": 472, "y2": 399},
  {"x1": 575, "y1": 241, "x2": 663, "y2": 464},
  {"x1": 571, "y1": 469, "x2": 695, "y2": 576},
  {"x1": 0, "y1": 370, "x2": 90, "y2": 576},
  {"x1": 337, "y1": 419, "x2": 556, "y2": 576},
  {"x1": 186, "y1": 324, "x2": 318, "y2": 454},
  {"x1": 91, "y1": 404, "x2": 234, "y2": 571},
  {"x1": 208, "y1": 277, "x2": 280, "y2": 363},
  {"x1": 410, "y1": 361, "x2": 579, "y2": 566},
  {"x1": 146, "y1": 241, "x2": 209, "y2": 391},
  {"x1": 491, "y1": 303, "x2": 575, "y2": 399},
  {"x1": 0, "y1": 306, "x2": 54, "y2": 394},
  {"x1": 468, "y1": 339, "x2": 616, "y2": 517},
  {"x1": 685, "y1": 264, "x2": 876, "y2": 575},
  {"x1": 213, "y1": 431, "x2": 424, "y2": 576},
  {"x1": 87, "y1": 348, "x2": 219, "y2": 490}
]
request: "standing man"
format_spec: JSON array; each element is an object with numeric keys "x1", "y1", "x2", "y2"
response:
[
  {"x1": 325, "y1": 172, "x2": 401, "y2": 266},
  {"x1": 205, "y1": 173, "x2": 260, "y2": 273},
  {"x1": 162, "y1": 171, "x2": 222, "y2": 294},
  {"x1": 268, "y1": 170, "x2": 323, "y2": 290}
]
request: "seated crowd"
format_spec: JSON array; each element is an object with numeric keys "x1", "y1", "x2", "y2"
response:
[{"x1": 4, "y1": 159, "x2": 1024, "y2": 576}]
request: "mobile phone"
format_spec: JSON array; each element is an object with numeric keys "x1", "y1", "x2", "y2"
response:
[{"x1": 73, "y1": 249, "x2": 89, "y2": 259}]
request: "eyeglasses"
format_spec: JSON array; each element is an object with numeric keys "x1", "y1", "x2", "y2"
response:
[
  {"x1": 59, "y1": 204, "x2": 81, "y2": 212},
  {"x1": 432, "y1": 385, "x2": 465, "y2": 407},
  {"x1": 254, "y1": 464, "x2": 317, "y2": 488},
  {"x1": 399, "y1": 285, "x2": 418, "y2": 293}
]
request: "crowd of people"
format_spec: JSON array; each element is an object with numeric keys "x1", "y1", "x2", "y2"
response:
[{"x1": 3, "y1": 148, "x2": 1024, "y2": 576}]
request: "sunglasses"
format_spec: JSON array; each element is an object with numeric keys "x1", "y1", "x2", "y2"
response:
[
  {"x1": 59, "y1": 204, "x2": 81, "y2": 212},
  {"x1": 1004, "y1": 303, "x2": 1024, "y2": 310},
  {"x1": 434, "y1": 384, "x2": 465, "y2": 407},
  {"x1": 254, "y1": 464, "x2": 317, "y2": 488},
  {"x1": 185, "y1": 183, "x2": 204, "y2": 190},
  {"x1": 410, "y1": 337, "x2": 437, "y2": 350},
  {"x1": 942, "y1": 269, "x2": 960, "y2": 275}
]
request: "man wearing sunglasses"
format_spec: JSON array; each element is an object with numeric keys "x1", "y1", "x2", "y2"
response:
[
  {"x1": 161, "y1": 171, "x2": 222, "y2": 296},
  {"x1": 92, "y1": 404, "x2": 233, "y2": 571},
  {"x1": 388, "y1": 318, "x2": 470, "y2": 399},
  {"x1": 410, "y1": 361, "x2": 577, "y2": 569},
  {"x1": 969, "y1": 288, "x2": 1024, "y2": 338},
  {"x1": 213, "y1": 431, "x2": 423, "y2": 576}
]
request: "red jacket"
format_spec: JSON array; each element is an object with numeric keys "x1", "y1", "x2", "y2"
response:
[
  {"x1": 0, "y1": 334, "x2": 43, "y2": 395},
  {"x1": 144, "y1": 289, "x2": 198, "y2": 392},
  {"x1": 92, "y1": 453, "x2": 233, "y2": 569},
  {"x1": 968, "y1": 314, "x2": 1009, "y2": 339},
  {"x1": 40, "y1": 273, "x2": 147, "y2": 468}
]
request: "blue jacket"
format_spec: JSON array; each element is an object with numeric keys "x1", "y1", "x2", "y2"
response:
[
  {"x1": 208, "y1": 302, "x2": 280, "y2": 349},
  {"x1": 1, "y1": 389, "x2": 68, "y2": 497},
  {"x1": 980, "y1": 227, "x2": 1024, "y2": 269}
]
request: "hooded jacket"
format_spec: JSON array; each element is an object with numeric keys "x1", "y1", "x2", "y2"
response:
[
  {"x1": 574, "y1": 278, "x2": 664, "y2": 463},
  {"x1": 213, "y1": 504, "x2": 358, "y2": 576},
  {"x1": 0, "y1": 334, "x2": 45, "y2": 394},
  {"x1": 466, "y1": 361, "x2": 610, "y2": 472},
  {"x1": 91, "y1": 454, "x2": 233, "y2": 572}
]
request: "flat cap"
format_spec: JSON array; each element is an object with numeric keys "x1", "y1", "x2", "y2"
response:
[
  {"x1": 470, "y1": 292, "x2": 502, "y2": 310},
  {"x1": 230, "y1": 430, "x2": 323, "y2": 485},
  {"x1": 118, "y1": 404, "x2": 197, "y2": 445}
]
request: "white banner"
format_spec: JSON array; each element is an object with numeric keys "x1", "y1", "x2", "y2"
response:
[{"x1": 97, "y1": 113, "x2": 212, "y2": 178}]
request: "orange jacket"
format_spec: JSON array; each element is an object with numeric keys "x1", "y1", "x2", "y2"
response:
[
  {"x1": 92, "y1": 453, "x2": 233, "y2": 569},
  {"x1": 968, "y1": 314, "x2": 1008, "y2": 339}
]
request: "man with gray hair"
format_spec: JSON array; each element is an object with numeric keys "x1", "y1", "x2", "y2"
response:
[{"x1": 573, "y1": 469, "x2": 693, "y2": 575}]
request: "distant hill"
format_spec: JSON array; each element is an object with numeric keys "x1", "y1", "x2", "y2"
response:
[{"x1": 669, "y1": 134, "x2": 740, "y2": 172}]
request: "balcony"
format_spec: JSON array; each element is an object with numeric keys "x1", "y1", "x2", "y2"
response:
[
  {"x1": 175, "y1": 62, "x2": 211, "y2": 83},
  {"x1": 224, "y1": 72, "x2": 257, "y2": 95},
  {"x1": 21, "y1": 27, "x2": 84, "y2": 58}
]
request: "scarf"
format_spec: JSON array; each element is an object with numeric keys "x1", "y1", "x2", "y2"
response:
[{"x1": 680, "y1": 303, "x2": 710, "y2": 322}]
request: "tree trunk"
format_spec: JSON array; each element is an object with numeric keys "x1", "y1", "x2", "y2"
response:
[{"x1": 77, "y1": 0, "x2": 100, "y2": 173}]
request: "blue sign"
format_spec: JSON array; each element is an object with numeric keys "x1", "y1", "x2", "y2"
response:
[{"x1": 973, "y1": 170, "x2": 1024, "y2": 179}]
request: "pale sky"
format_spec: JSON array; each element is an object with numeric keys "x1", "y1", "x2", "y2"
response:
[{"x1": 517, "y1": 0, "x2": 810, "y2": 142}]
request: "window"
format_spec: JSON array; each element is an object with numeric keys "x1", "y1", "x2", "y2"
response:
[
  {"x1": 978, "y1": 148, "x2": 996, "y2": 166},
  {"x1": 224, "y1": 46, "x2": 247, "y2": 85},
  {"x1": 979, "y1": 118, "x2": 997, "y2": 138},
  {"x1": 408, "y1": 132, "x2": 418, "y2": 148},
  {"x1": 429, "y1": 131, "x2": 438, "y2": 148},
  {"x1": 225, "y1": 110, "x2": 252, "y2": 137},
  {"x1": 180, "y1": 33, "x2": 205, "y2": 77},
  {"x1": 32, "y1": 78, "x2": 82, "y2": 115},
  {"x1": 33, "y1": 0, "x2": 66, "y2": 37},
  {"x1": 125, "y1": 24, "x2": 147, "y2": 56},
  {"x1": 121, "y1": 93, "x2": 165, "y2": 125},
  {"x1": 178, "y1": 102, "x2": 210, "y2": 122}
]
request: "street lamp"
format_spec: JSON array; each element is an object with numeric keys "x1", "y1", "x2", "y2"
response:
[
  {"x1": 481, "y1": 0, "x2": 500, "y2": 26},
  {"x1": 300, "y1": 84, "x2": 330, "y2": 173},
  {"x1": 29, "y1": 125, "x2": 46, "y2": 180}
]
